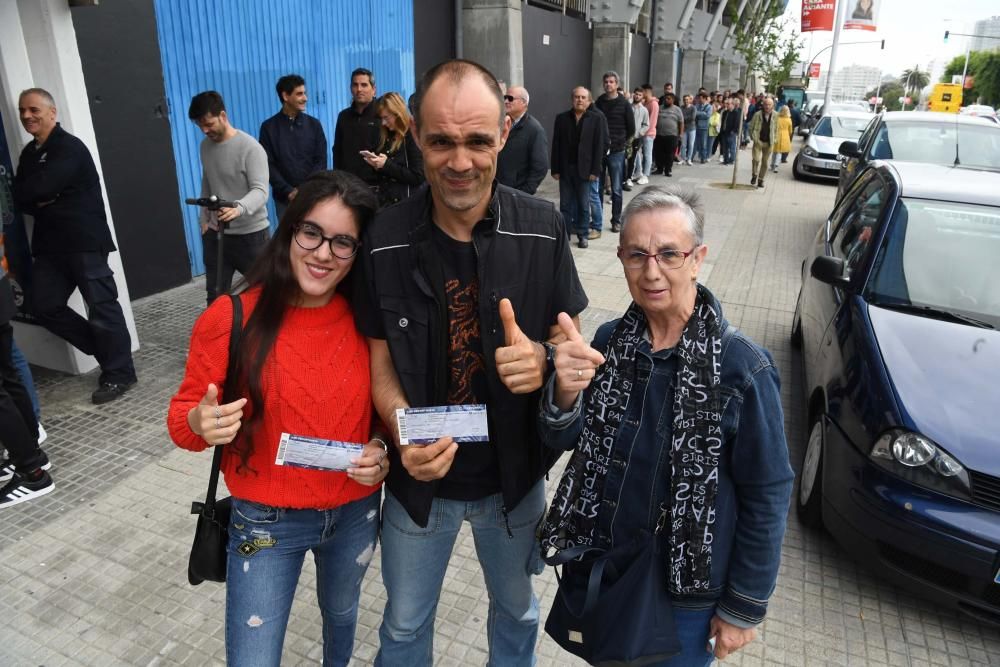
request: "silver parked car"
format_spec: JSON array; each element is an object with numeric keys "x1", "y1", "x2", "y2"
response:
[{"x1": 794, "y1": 111, "x2": 872, "y2": 181}]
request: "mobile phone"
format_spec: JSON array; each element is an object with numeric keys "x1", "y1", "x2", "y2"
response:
[{"x1": 359, "y1": 150, "x2": 376, "y2": 159}]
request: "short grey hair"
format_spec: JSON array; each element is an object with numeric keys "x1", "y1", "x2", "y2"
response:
[
  {"x1": 521, "y1": 88, "x2": 530, "y2": 104},
  {"x1": 602, "y1": 70, "x2": 620, "y2": 84},
  {"x1": 19, "y1": 87, "x2": 56, "y2": 108},
  {"x1": 619, "y1": 185, "x2": 705, "y2": 246}
]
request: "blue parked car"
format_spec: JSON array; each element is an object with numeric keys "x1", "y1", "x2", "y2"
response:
[{"x1": 792, "y1": 160, "x2": 1000, "y2": 626}]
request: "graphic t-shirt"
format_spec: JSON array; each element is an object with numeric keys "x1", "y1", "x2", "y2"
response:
[{"x1": 431, "y1": 223, "x2": 501, "y2": 500}]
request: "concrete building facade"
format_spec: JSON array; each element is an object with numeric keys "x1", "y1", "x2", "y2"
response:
[{"x1": 971, "y1": 16, "x2": 1000, "y2": 53}]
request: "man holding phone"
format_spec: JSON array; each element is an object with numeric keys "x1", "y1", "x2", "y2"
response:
[{"x1": 332, "y1": 67, "x2": 381, "y2": 186}]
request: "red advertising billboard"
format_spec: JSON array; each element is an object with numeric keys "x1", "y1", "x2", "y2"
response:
[
  {"x1": 802, "y1": 0, "x2": 836, "y2": 32},
  {"x1": 808, "y1": 63, "x2": 822, "y2": 78}
]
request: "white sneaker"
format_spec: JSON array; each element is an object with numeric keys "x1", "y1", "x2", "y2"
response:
[
  {"x1": 37, "y1": 423, "x2": 47, "y2": 445},
  {"x1": 637, "y1": 176, "x2": 649, "y2": 185},
  {"x1": 624, "y1": 179, "x2": 634, "y2": 188}
]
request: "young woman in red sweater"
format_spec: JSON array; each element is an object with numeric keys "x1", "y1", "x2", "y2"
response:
[{"x1": 168, "y1": 171, "x2": 387, "y2": 666}]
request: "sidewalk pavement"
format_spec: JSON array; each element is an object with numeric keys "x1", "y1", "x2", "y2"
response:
[{"x1": 2, "y1": 152, "x2": 997, "y2": 666}]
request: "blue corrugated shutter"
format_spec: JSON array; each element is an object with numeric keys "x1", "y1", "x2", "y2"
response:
[{"x1": 153, "y1": 0, "x2": 415, "y2": 276}]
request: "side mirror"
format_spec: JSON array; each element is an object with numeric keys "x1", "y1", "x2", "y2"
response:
[
  {"x1": 811, "y1": 256, "x2": 851, "y2": 288},
  {"x1": 839, "y1": 141, "x2": 861, "y2": 158}
]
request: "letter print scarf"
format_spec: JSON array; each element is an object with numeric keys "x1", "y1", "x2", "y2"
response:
[{"x1": 541, "y1": 284, "x2": 723, "y2": 594}]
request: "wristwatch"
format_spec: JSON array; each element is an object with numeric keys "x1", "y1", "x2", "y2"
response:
[{"x1": 541, "y1": 341, "x2": 556, "y2": 378}]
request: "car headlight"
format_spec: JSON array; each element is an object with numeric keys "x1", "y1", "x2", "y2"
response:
[
  {"x1": 870, "y1": 430, "x2": 971, "y2": 500},
  {"x1": 803, "y1": 146, "x2": 818, "y2": 157}
]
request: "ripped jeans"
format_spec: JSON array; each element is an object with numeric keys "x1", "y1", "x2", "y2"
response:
[{"x1": 226, "y1": 492, "x2": 381, "y2": 666}]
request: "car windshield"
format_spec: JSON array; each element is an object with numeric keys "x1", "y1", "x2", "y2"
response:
[
  {"x1": 813, "y1": 116, "x2": 868, "y2": 138},
  {"x1": 868, "y1": 198, "x2": 1000, "y2": 328},
  {"x1": 871, "y1": 120, "x2": 1000, "y2": 168}
]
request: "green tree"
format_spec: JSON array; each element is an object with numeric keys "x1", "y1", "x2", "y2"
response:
[
  {"x1": 865, "y1": 82, "x2": 904, "y2": 111},
  {"x1": 724, "y1": 0, "x2": 798, "y2": 187},
  {"x1": 761, "y1": 21, "x2": 805, "y2": 91},
  {"x1": 899, "y1": 67, "x2": 930, "y2": 97},
  {"x1": 942, "y1": 51, "x2": 1000, "y2": 107}
]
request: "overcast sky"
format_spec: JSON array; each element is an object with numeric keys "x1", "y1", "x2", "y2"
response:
[{"x1": 780, "y1": 0, "x2": 999, "y2": 78}]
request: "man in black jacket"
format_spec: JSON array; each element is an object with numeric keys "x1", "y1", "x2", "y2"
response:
[
  {"x1": 332, "y1": 67, "x2": 381, "y2": 184},
  {"x1": 496, "y1": 86, "x2": 548, "y2": 194},
  {"x1": 355, "y1": 59, "x2": 587, "y2": 666},
  {"x1": 259, "y1": 74, "x2": 327, "y2": 219},
  {"x1": 13, "y1": 88, "x2": 136, "y2": 405},
  {"x1": 551, "y1": 87, "x2": 608, "y2": 248},
  {"x1": 594, "y1": 71, "x2": 635, "y2": 234},
  {"x1": 719, "y1": 97, "x2": 742, "y2": 165}
]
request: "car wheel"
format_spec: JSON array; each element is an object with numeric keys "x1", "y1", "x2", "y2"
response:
[
  {"x1": 792, "y1": 155, "x2": 805, "y2": 181},
  {"x1": 797, "y1": 414, "x2": 825, "y2": 528}
]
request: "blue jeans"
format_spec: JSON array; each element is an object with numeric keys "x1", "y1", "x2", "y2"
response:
[
  {"x1": 681, "y1": 128, "x2": 697, "y2": 162},
  {"x1": 722, "y1": 132, "x2": 736, "y2": 164},
  {"x1": 605, "y1": 150, "x2": 625, "y2": 226},
  {"x1": 651, "y1": 607, "x2": 716, "y2": 666},
  {"x1": 589, "y1": 179, "x2": 603, "y2": 232},
  {"x1": 11, "y1": 341, "x2": 40, "y2": 420},
  {"x1": 558, "y1": 171, "x2": 592, "y2": 239},
  {"x1": 376, "y1": 481, "x2": 546, "y2": 667},
  {"x1": 696, "y1": 128, "x2": 710, "y2": 162},
  {"x1": 641, "y1": 136, "x2": 654, "y2": 176},
  {"x1": 226, "y1": 493, "x2": 381, "y2": 667}
]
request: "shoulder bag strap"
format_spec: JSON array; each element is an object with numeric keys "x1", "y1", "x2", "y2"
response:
[{"x1": 202, "y1": 294, "x2": 243, "y2": 515}]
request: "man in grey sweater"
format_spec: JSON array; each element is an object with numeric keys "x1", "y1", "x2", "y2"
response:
[{"x1": 188, "y1": 91, "x2": 271, "y2": 305}]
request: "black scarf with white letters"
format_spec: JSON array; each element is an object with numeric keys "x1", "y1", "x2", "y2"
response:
[{"x1": 541, "y1": 285, "x2": 723, "y2": 594}]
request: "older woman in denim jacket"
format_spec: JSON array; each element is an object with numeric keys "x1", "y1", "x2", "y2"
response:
[{"x1": 538, "y1": 185, "x2": 794, "y2": 665}]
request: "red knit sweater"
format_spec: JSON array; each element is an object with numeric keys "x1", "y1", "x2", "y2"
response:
[{"x1": 167, "y1": 288, "x2": 378, "y2": 509}]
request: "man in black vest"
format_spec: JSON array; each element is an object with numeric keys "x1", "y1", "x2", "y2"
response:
[
  {"x1": 355, "y1": 59, "x2": 587, "y2": 665},
  {"x1": 496, "y1": 85, "x2": 548, "y2": 195},
  {"x1": 13, "y1": 88, "x2": 137, "y2": 405},
  {"x1": 595, "y1": 71, "x2": 635, "y2": 234}
]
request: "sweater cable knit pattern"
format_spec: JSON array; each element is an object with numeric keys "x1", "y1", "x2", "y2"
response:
[{"x1": 167, "y1": 288, "x2": 377, "y2": 509}]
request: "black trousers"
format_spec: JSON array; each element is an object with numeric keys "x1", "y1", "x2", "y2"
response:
[
  {"x1": 32, "y1": 252, "x2": 137, "y2": 386},
  {"x1": 0, "y1": 321, "x2": 43, "y2": 472},
  {"x1": 202, "y1": 228, "x2": 270, "y2": 305},
  {"x1": 653, "y1": 135, "x2": 679, "y2": 175}
]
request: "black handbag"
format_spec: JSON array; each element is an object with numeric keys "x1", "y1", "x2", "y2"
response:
[
  {"x1": 187, "y1": 294, "x2": 242, "y2": 586},
  {"x1": 543, "y1": 528, "x2": 681, "y2": 666}
]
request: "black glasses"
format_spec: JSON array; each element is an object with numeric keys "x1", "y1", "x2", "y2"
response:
[
  {"x1": 293, "y1": 223, "x2": 360, "y2": 259},
  {"x1": 504, "y1": 95, "x2": 522, "y2": 103},
  {"x1": 620, "y1": 247, "x2": 697, "y2": 270}
]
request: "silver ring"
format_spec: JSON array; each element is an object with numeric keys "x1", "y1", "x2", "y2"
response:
[
  {"x1": 577, "y1": 369, "x2": 583, "y2": 378},
  {"x1": 214, "y1": 407, "x2": 221, "y2": 419},
  {"x1": 215, "y1": 417, "x2": 221, "y2": 429}
]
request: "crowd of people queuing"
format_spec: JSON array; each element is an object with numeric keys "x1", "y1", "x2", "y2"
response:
[{"x1": 3, "y1": 57, "x2": 794, "y2": 667}]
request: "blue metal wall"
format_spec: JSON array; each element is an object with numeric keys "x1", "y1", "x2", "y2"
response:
[{"x1": 153, "y1": 0, "x2": 415, "y2": 276}]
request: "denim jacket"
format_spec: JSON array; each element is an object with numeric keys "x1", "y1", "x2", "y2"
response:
[{"x1": 539, "y1": 299, "x2": 794, "y2": 628}]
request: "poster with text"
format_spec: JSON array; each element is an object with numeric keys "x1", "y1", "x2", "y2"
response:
[
  {"x1": 844, "y1": 0, "x2": 878, "y2": 31},
  {"x1": 801, "y1": 0, "x2": 836, "y2": 32}
]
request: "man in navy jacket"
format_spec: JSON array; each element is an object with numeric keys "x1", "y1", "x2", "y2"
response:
[
  {"x1": 259, "y1": 74, "x2": 327, "y2": 219},
  {"x1": 551, "y1": 87, "x2": 608, "y2": 248}
]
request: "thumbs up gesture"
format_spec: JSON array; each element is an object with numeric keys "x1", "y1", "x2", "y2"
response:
[
  {"x1": 186, "y1": 383, "x2": 249, "y2": 446},
  {"x1": 553, "y1": 312, "x2": 606, "y2": 411},
  {"x1": 495, "y1": 298, "x2": 547, "y2": 394}
]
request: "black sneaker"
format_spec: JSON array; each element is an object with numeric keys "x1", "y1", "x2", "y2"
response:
[
  {"x1": 751, "y1": 176, "x2": 757, "y2": 186},
  {"x1": 577, "y1": 237, "x2": 589, "y2": 248},
  {"x1": 0, "y1": 471, "x2": 55, "y2": 509},
  {"x1": 0, "y1": 456, "x2": 51, "y2": 483},
  {"x1": 611, "y1": 223, "x2": 621, "y2": 233},
  {"x1": 92, "y1": 380, "x2": 136, "y2": 405},
  {"x1": 757, "y1": 182, "x2": 765, "y2": 189}
]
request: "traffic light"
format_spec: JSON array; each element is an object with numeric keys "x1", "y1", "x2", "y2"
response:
[{"x1": 944, "y1": 30, "x2": 949, "y2": 43}]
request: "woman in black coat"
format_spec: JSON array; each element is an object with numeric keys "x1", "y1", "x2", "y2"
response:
[{"x1": 362, "y1": 92, "x2": 424, "y2": 208}]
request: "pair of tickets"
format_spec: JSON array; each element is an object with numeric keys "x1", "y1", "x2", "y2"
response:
[{"x1": 274, "y1": 405, "x2": 489, "y2": 472}]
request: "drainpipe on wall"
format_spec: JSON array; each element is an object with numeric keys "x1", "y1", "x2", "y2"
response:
[{"x1": 455, "y1": 0, "x2": 463, "y2": 58}]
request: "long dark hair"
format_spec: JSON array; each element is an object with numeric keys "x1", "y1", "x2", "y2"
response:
[{"x1": 229, "y1": 170, "x2": 377, "y2": 473}]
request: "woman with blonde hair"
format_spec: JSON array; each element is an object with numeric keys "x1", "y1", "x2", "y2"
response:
[
  {"x1": 771, "y1": 105, "x2": 794, "y2": 172},
  {"x1": 362, "y1": 91, "x2": 424, "y2": 207}
]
